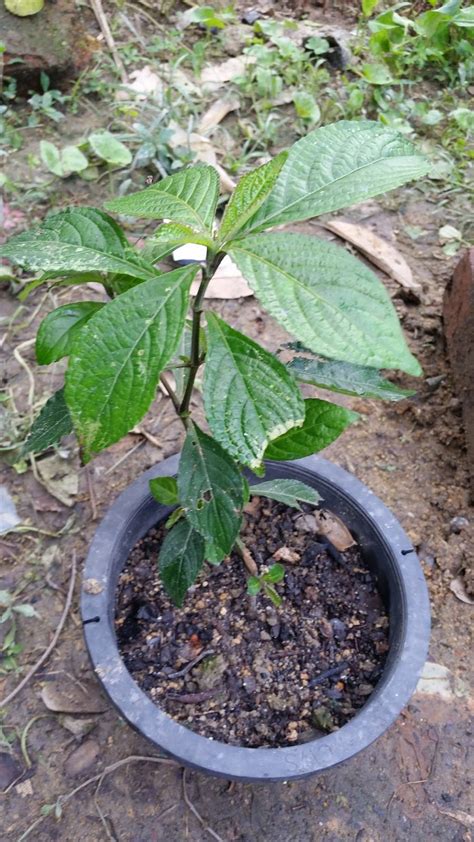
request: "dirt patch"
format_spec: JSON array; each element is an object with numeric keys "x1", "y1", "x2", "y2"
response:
[{"x1": 116, "y1": 498, "x2": 388, "y2": 747}]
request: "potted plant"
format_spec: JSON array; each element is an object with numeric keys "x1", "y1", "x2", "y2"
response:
[{"x1": 1, "y1": 121, "x2": 431, "y2": 781}]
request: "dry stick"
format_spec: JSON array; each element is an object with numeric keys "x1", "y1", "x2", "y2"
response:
[
  {"x1": 17, "y1": 755, "x2": 180, "y2": 842},
  {"x1": 182, "y1": 768, "x2": 225, "y2": 842},
  {"x1": 0, "y1": 553, "x2": 76, "y2": 709},
  {"x1": 90, "y1": 0, "x2": 129, "y2": 84}
]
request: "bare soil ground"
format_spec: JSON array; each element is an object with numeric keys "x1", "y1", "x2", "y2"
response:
[{"x1": 1, "y1": 3, "x2": 473, "y2": 841}]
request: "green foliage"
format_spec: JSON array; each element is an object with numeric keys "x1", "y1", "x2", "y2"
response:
[
  {"x1": 22, "y1": 389, "x2": 73, "y2": 456},
  {"x1": 149, "y1": 476, "x2": 179, "y2": 506},
  {"x1": 88, "y1": 131, "x2": 132, "y2": 166},
  {"x1": 0, "y1": 589, "x2": 39, "y2": 673},
  {"x1": 0, "y1": 121, "x2": 426, "y2": 604},
  {"x1": 247, "y1": 563, "x2": 285, "y2": 606},
  {"x1": 40, "y1": 141, "x2": 88, "y2": 178},
  {"x1": 248, "y1": 479, "x2": 321, "y2": 509}
]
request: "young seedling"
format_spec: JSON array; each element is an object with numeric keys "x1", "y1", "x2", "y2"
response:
[
  {"x1": 247, "y1": 563, "x2": 286, "y2": 607},
  {"x1": 0, "y1": 121, "x2": 428, "y2": 606}
]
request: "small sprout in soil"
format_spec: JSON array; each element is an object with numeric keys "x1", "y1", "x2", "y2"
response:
[
  {"x1": 247, "y1": 563, "x2": 286, "y2": 607},
  {"x1": 0, "y1": 121, "x2": 427, "y2": 606}
]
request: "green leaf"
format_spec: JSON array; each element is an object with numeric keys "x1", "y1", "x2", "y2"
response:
[
  {"x1": 159, "y1": 519, "x2": 205, "y2": 606},
  {"x1": 218, "y1": 152, "x2": 288, "y2": 244},
  {"x1": 65, "y1": 265, "x2": 197, "y2": 460},
  {"x1": 165, "y1": 507, "x2": 185, "y2": 529},
  {"x1": 294, "y1": 92, "x2": 321, "y2": 123},
  {"x1": 247, "y1": 577, "x2": 262, "y2": 596},
  {"x1": 360, "y1": 63, "x2": 394, "y2": 85},
  {"x1": 149, "y1": 477, "x2": 179, "y2": 506},
  {"x1": 248, "y1": 479, "x2": 321, "y2": 509},
  {"x1": 13, "y1": 603, "x2": 39, "y2": 618},
  {"x1": 0, "y1": 591, "x2": 13, "y2": 607},
  {"x1": 178, "y1": 423, "x2": 244, "y2": 563},
  {"x1": 105, "y1": 165, "x2": 219, "y2": 232},
  {"x1": 235, "y1": 121, "x2": 429, "y2": 235},
  {"x1": 22, "y1": 388, "x2": 73, "y2": 455},
  {"x1": 60, "y1": 145, "x2": 89, "y2": 175},
  {"x1": 265, "y1": 398, "x2": 358, "y2": 460},
  {"x1": 454, "y1": 7, "x2": 474, "y2": 26},
  {"x1": 0, "y1": 207, "x2": 159, "y2": 281},
  {"x1": 229, "y1": 233, "x2": 421, "y2": 375},
  {"x1": 305, "y1": 35, "x2": 330, "y2": 54},
  {"x1": 288, "y1": 355, "x2": 415, "y2": 401},
  {"x1": 264, "y1": 583, "x2": 282, "y2": 607},
  {"x1": 88, "y1": 131, "x2": 132, "y2": 166},
  {"x1": 151, "y1": 222, "x2": 214, "y2": 250},
  {"x1": 204, "y1": 314, "x2": 304, "y2": 469},
  {"x1": 262, "y1": 563, "x2": 285, "y2": 583},
  {"x1": 36, "y1": 301, "x2": 104, "y2": 364},
  {"x1": 40, "y1": 140, "x2": 63, "y2": 177},
  {"x1": 362, "y1": 0, "x2": 380, "y2": 16}
]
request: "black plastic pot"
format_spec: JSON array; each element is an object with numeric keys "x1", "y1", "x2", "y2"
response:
[{"x1": 81, "y1": 455, "x2": 430, "y2": 783}]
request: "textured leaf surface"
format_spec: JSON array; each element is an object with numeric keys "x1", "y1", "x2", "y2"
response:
[
  {"x1": 178, "y1": 424, "x2": 244, "y2": 563},
  {"x1": 248, "y1": 479, "x2": 321, "y2": 509},
  {"x1": 22, "y1": 389, "x2": 73, "y2": 455},
  {"x1": 236, "y1": 121, "x2": 429, "y2": 234},
  {"x1": 149, "y1": 477, "x2": 179, "y2": 506},
  {"x1": 65, "y1": 265, "x2": 197, "y2": 460},
  {"x1": 265, "y1": 398, "x2": 357, "y2": 460},
  {"x1": 88, "y1": 131, "x2": 132, "y2": 166},
  {"x1": 218, "y1": 152, "x2": 287, "y2": 243},
  {"x1": 204, "y1": 314, "x2": 304, "y2": 469},
  {"x1": 36, "y1": 302, "x2": 104, "y2": 364},
  {"x1": 105, "y1": 165, "x2": 219, "y2": 231},
  {"x1": 230, "y1": 233, "x2": 421, "y2": 375},
  {"x1": 159, "y1": 519, "x2": 205, "y2": 606},
  {"x1": 151, "y1": 222, "x2": 213, "y2": 250},
  {"x1": 288, "y1": 355, "x2": 415, "y2": 400},
  {"x1": 0, "y1": 208, "x2": 158, "y2": 281}
]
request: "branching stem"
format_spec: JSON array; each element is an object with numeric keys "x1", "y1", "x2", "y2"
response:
[{"x1": 179, "y1": 253, "x2": 224, "y2": 420}]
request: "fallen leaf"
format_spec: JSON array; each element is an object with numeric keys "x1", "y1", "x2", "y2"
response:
[
  {"x1": 193, "y1": 256, "x2": 253, "y2": 299},
  {"x1": 64, "y1": 739, "x2": 100, "y2": 777},
  {"x1": 198, "y1": 96, "x2": 240, "y2": 135},
  {"x1": 273, "y1": 546, "x2": 300, "y2": 563},
  {"x1": 59, "y1": 715, "x2": 97, "y2": 740},
  {"x1": 437, "y1": 810, "x2": 474, "y2": 829},
  {"x1": 36, "y1": 455, "x2": 78, "y2": 507},
  {"x1": 201, "y1": 56, "x2": 255, "y2": 90},
  {"x1": 0, "y1": 486, "x2": 21, "y2": 534},
  {"x1": 41, "y1": 678, "x2": 108, "y2": 714},
  {"x1": 324, "y1": 219, "x2": 422, "y2": 295},
  {"x1": 449, "y1": 576, "x2": 474, "y2": 605},
  {"x1": 15, "y1": 779, "x2": 33, "y2": 797},
  {"x1": 416, "y1": 661, "x2": 454, "y2": 701},
  {"x1": 168, "y1": 124, "x2": 236, "y2": 193},
  {"x1": 121, "y1": 66, "x2": 163, "y2": 100},
  {"x1": 314, "y1": 509, "x2": 357, "y2": 551}
]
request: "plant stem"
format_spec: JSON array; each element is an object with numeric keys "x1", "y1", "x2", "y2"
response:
[
  {"x1": 160, "y1": 373, "x2": 181, "y2": 416},
  {"x1": 178, "y1": 253, "x2": 223, "y2": 420}
]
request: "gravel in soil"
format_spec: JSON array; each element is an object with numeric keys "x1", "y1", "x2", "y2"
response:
[{"x1": 115, "y1": 498, "x2": 389, "y2": 748}]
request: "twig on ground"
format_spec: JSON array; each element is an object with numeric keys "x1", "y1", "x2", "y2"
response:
[
  {"x1": 0, "y1": 553, "x2": 76, "y2": 709},
  {"x1": 90, "y1": 0, "x2": 128, "y2": 83},
  {"x1": 104, "y1": 439, "x2": 145, "y2": 475},
  {"x1": 235, "y1": 537, "x2": 258, "y2": 576},
  {"x1": 130, "y1": 426, "x2": 163, "y2": 449},
  {"x1": 182, "y1": 769, "x2": 224, "y2": 842},
  {"x1": 166, "y1": 648, "x2": 215, "y2": 679},
  {"x1": 13, "y1": 340, "x2": 36, "y2": 418},
  {"x1": 16, "y1": 754, "x2": 179, "y2": 842}
]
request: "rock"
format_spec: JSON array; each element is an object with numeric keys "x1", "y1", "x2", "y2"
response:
[
  {"x1": 443, "y1": 249, "x2": 474, "y2": 498},
  {"x1": 41, "y1": 678, "x2": 109, "y2": 714},
  {"x1": 449, "y1": 516, "x2": 469, "y2": 534},
  {"x1": 0, "y1": 752, "x2": 22, "y2": 789},
  {"x1": 272, "y1": 546, "x2": 300, "y2": 563},
  {"x1": 59, "y1": 715, "x2": 97, "y2": 740},
  {"x1": 64, "y1": 739, "x2": 100, "y2": 777},
  {"x1": 2, "y1": 0, "x2": 93, "y2": 93}
]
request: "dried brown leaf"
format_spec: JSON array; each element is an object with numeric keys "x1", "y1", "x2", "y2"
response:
[
  {"x1": 325, "y1": 219, "x2": 421, "y2": 294},
  {"x1": 314, "y1": 509, "x2": 357, "y2": 551}
]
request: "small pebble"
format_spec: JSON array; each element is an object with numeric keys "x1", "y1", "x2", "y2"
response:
[{"x1": 449, "y1": 516, "x2": 469, "y2": 534}]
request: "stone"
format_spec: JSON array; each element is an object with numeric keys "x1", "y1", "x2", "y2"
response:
[
  {"x1": 2, "y1": 0, "x2": 93, "y2": 93},
  {"x1": 443, "y1": 249, "x2": 474, "y2": 498},
  {"x1": 64, "y1": 739, "x2": 100, "y2": 777}
]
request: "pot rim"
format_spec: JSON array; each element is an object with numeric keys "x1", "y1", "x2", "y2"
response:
[{"x1": 81, "y1": 454, "x2": 430, "y2": 782}]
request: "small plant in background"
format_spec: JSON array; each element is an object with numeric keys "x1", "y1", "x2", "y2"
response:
[
  {"x1": 0, "y1": 121, "x2": 427, "y2": 605},
  {"x1": 27, "y1": 73, "x2": 69, "y2": 124},
  {"x1": 40, "y1": 131, "x2": 132, "y2": 179},
  {"x1": 0, "y1": 590, "x2": 39, "y2": 674}
]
